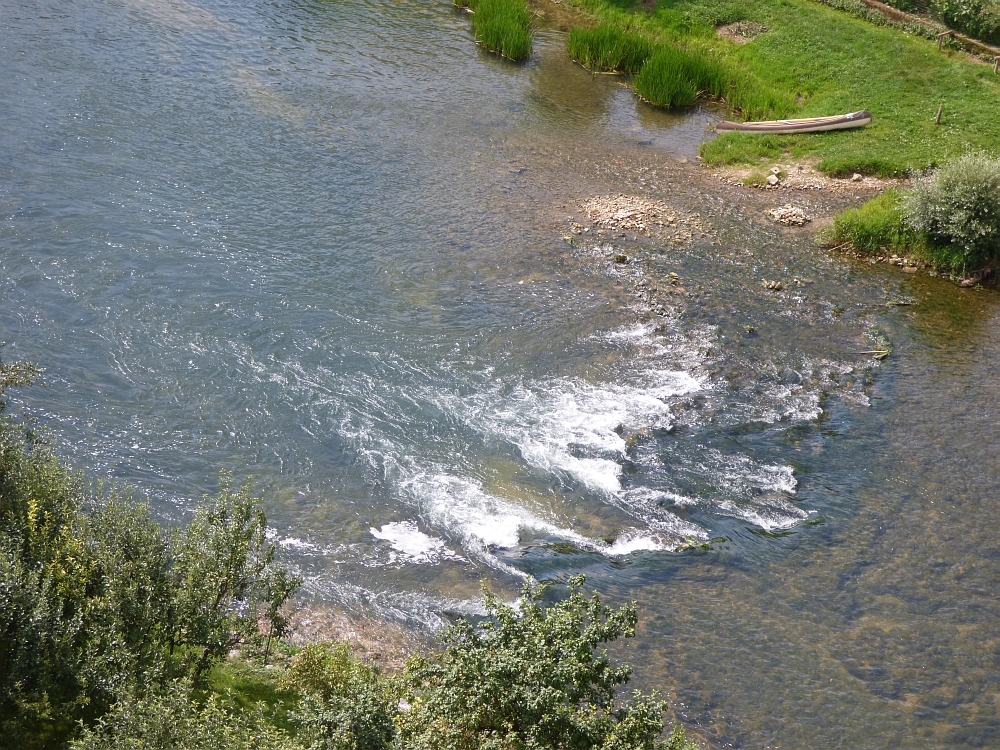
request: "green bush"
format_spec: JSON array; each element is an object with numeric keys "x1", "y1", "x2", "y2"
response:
[
  {"x1": 0, "y1": 360, "x2": 300, "y2": 747},
  {"x1": 831, "y1": 189, "x2": 923, "y2": 253},
  {"x1": 904, "y1": 152, "x2": 1000, "y2": 272},
  {"x1": 71, "y1": 685, "x2": 298, "y2": 750},
  {"x1": 171, "y1": 476, "x2": 301, "y2": 681},
  {"x1": 568, "y1": 24, "x2": 654, "y2": 73},
  {"x1": 397, "y1": 575, "x2": 698, "y2": 750},
  {"x1": 288, "y1": 643, "x2": 399, "y2": 750},
  {"x1": 932, "y1": 0, "x2": 1000, "y2": 44}
]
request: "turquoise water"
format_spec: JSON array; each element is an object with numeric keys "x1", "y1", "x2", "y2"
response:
[{"x1": 2, "y1": 0, "x2": 998, "y2": 747}]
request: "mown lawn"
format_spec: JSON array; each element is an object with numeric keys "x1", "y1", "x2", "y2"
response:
[{"x1": 562, "y1": 0, "x2": 1000, "y2": 175}]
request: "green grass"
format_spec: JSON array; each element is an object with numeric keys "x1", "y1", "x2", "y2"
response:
[
  {"x1": 207, "y1": 658, "x2": 303, "y2": 735},
  {"x1": 568, "y1": 24, "x2": 654, "y2": 72},
  {"x1": 457, "y1": 0, "x2": 533, "y2": 61},
  {"x1": 633, "y1": 45, "x2": 702, "y2": 106},
  {"x1": 829, "y1": 189, "x2": 924, "y2": 253},
  {"x1": 562, "y1": 0, "x2": 1000, "y2": 175}
]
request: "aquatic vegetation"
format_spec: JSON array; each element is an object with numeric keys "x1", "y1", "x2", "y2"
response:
[
  {"x1": 456, "y1": 0, "x2": 533, "y2": 61},
  {"x1": 567, "y1": 24, "x2": 654, "y2": 73},
  {"x1": 633, "y1": 45, "x2": 715, "y2": 108},
  {"x1": 630, "y1": 43, "x2": 792, "y2": 119}
]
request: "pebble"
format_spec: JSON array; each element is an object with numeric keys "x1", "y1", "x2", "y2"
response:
[{"x1": 767, "y1": 204, "x2": 812, "y2": 226}]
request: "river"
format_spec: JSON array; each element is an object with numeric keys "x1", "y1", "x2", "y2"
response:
[{"x1": 2, "y1": 0, "x2": 998, "y2": 747}]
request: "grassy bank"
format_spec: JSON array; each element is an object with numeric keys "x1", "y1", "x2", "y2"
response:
[
  {"x1": 829, "y1": 153, "x2": 1000, "y2": 279},
  {"x1": 829, "y1": 189, "x2": 925, "y2": 253},
  {"x1": 456, "y1": 0, "x2": 533, "y2": 61},
  {"x1": 562, "y1": 0, "x2": 1000, "y2": 175}
]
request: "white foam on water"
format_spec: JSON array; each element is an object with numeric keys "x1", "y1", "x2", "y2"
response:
[
  {"x1": 315, "y1": 316, "x2": 831, "y2": 599},
  {"x1": 395, "y1": 469, "x2": 706, "y2": 567},
  {"x1": 399, "y1": 470, "x2": 591, "y2": 576},
  {"x1": 604, "y1": 529, "x2": 669, "y2": 555},
  {"x1": 266, "y1": 528, "x2": 326, "y2": 555},
  {"x1": 715, "y1": 499, "x2": 809, "y2": 532},
  {"x1": 467, "y1": 368, "x2": 702, "y2": 496},
  {"x1": 370, "y1": 521, "x2": 465, "y2": 565},
  {"x1": 300, "y1": 578, "x2": 487, "y2": 631}
]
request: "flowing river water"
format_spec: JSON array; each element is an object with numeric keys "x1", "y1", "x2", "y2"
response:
[{"x1": 2, "y1": 0, "x2": 999, "y2": 747}]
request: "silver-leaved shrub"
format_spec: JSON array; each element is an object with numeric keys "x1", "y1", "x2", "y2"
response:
[{"x1": 904, "y1": 152, "x2": 1000, "y2": 273}]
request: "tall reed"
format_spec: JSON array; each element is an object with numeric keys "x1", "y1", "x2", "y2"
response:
[
  {"x1": 567, "y1": 24, "x2": 654, "y2": 73},
  {"x1": 456, "y1": 0, "x2": 533, "y2": 62}
]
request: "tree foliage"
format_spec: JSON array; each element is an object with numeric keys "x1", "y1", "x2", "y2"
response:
[
  {"x1": 171, "y1": 476, "x2": 301, "y2": 681},
  {"x1": 287, "y1": 643, "x2": 400, "y2": 750},
  {"x1": 0, "y1": 356, "x2": 300, "y2": 747},
  {"x1": 397, "y1": 576, "x2": 695, "y2": 750},
  {"x1": 71, "y1": 683, "x2": 298, "y2": 750}
]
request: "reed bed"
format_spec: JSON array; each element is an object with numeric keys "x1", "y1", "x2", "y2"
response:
[
  {"x1": 456, "y1": 0, "x2": 532, "y2": 62},
  {"x1": 570, "y1": 26, "x2": 794, "y2": 119},
  {"x1": 567, "y1": 24, "x2": 653, "y2": 73}
]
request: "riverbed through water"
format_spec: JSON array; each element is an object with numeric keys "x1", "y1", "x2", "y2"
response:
[{"x1": 2, "y1": 0, "x2": 999, "y2": 747}]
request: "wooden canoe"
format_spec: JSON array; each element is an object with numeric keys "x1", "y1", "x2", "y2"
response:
[{"x1": 715, "y1": 110, "x2": 872, "y2": 134}]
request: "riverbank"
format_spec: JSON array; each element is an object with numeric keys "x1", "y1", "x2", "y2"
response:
[{"x1": 555, "y1": 0, "x2": 1000, "y2": 176}]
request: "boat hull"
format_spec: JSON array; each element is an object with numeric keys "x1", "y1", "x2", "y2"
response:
[{"x1": 715, "y1": 110, "x2": 872, "y2": 134}]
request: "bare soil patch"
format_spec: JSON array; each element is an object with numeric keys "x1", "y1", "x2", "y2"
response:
[{"x1": 717, "y1": 21, "x2": 769, "y2": 44}]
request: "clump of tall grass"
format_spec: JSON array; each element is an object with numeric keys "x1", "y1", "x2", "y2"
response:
[
  {"x1": 456, "y1": 0, "x2": 533, "y2": 62},
  {"x1": 830, "y1": 189, "x2": 922, "y2": 253},
  {"x1": 568, "y1": 24, "x2": 654, "y2": 73},
  {"x1": 631, "y1": 43, "x2": 793, "y2": 118},
  {"x1": 633, "y1": 46, "x2": 715, "y2": 107}
]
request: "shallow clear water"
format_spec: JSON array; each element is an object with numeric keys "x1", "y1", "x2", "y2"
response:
[{"x1": 2, "y1": 0, "x2": 998, "y2": 747}]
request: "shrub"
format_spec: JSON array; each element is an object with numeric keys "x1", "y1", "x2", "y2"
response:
[
  {"x1": 70, "y1": 685, "x2": 299, "y2": 750},
  {"x1": 932, "y1": 0, "x2": 1000, "y2": 44},
  {"x1": 288, "y1": 643, "x2": 399, "y2": 750},
  {"x1": 397, "y1": 575, "x2": 698, "y2": 750},
  {"x1": 904, "y1": 152, "x2": 1000, "y2": 272},
  {"x1": 0, "y1": 376, "x2": 169, "y2": 746},
  {"x1": 568, "y1": 25, "x2": 654, "y2": 73},
  {"x1": 0, "y1": 358, "x2": 300, "y2": 745},
  {"x1": 171, "y1": 476, "x2": 302, "y2": 682},
  {"x1": 831, "y1": 189, "x2": 924, "y2": 253}
]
